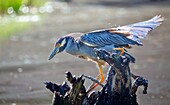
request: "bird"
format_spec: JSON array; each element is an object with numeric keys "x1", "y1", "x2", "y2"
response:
[{"x1": 48, "y1": 15, "x2": 164, "y2": 92}]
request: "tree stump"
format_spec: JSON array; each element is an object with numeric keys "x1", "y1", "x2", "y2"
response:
[{"x1": 44, "y1": 49, "x2": 148, "y2": 105}]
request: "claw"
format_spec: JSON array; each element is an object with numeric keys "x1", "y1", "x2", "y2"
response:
[{"x1": 113, "y1": 48, "x2": 125, "y2": 55}]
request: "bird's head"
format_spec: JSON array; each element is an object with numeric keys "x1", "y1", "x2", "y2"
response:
[{"x1": 48, "y1": 37, "x2": 68, "y2": 60}]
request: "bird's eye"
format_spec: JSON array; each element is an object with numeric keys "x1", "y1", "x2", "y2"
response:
[{"x1": 55, "y1": 43, "x2": 61, "y2": 47}]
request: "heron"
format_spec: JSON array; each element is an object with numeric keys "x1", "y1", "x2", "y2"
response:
[{"x1": 48, "y1": 15, "x2": 164, "y2": 92}]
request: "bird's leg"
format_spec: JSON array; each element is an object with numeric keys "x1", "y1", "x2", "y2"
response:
[
  {"x1": 98, "y1": 64, "x2": 105, "y2": 83},
  {"x1": 87, "y1": 64, "x2": 104, "y2": 93},
  {"x1": 113, "y1": 47, "x2": 125, "y2": 55}
]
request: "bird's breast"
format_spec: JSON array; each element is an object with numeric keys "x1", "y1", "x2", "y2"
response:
[
  {"x1": 65, "y1": 42, "x2": 107, "y2": 66},
  {"x1": 66, "y1": 42, "x2": 97, "y2": 59}
]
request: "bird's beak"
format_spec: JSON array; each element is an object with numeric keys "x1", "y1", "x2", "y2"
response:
[{"x1": 48, "y1": 47, "x2": 59, "y2": 60}]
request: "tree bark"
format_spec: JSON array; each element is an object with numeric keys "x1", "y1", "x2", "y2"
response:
[{"x1": 44, "y1": 49, "x2": 148, "y2": 105}]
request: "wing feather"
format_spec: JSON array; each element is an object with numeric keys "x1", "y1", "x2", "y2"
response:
[
  {"x1": 80, "y1": 15, "x2": 164, "y2": 47},
  {"x1": 80, "y1": 30, "x2": 138, "y2": 47},
  {"x1": 111, "y1": 15, "x2": 164, "y2": 44}
]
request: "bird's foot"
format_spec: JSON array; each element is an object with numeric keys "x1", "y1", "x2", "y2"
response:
[{"x1": 113, "y1": 48, "x2": 125, "y2": 55}]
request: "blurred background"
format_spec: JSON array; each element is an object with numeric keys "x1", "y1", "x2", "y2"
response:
[{"x1": 0, "y1": 0, "x2": 170, "y2": 105}]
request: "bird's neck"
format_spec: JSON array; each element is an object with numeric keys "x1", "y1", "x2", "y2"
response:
[
  {"x1": 65, "y1": 36, "x2": 75, "y2": 44},
  {"x1": 65, "y1": 36, "x2": 80, "y2": 55}
]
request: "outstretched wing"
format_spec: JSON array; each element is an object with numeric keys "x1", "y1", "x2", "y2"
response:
[
  {"x1": 80, "y1": 15, "x2": 164, "y2": 47},
  {"x1": 80, "y1": 30, "x2": 139, "y2": 47}
]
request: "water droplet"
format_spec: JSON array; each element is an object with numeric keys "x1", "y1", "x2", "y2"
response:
[
  {"x1": 21, "y1": 6, "x2": 29, "y2": 14},
  {"x1": 11, "y1": 103, "x2": 17, "y2": 105},
  {"x1": 39, "y1": 7, "x2": 46, "y2": 13},
  {"x1": 151, "y1": 95, "x2": 155, "y2": 98},
  {"x1": 45, "y1": 2, "x2": 54, "y2": 13},
  {"x1": 29, "y1": 86, "x2": 33, "y2": 91},
  {"x1": 14, "y1": 74, "x2": 18, "y2": 79},
  {"x1": 17, "y1": 68, "x2": 23, "y2": 73},
  {"x1": 7, "y1": 7, "x2": 14, "y2": 14},
  {"x1": 159, "y1": 95, "x2": 163, "y2": 99}
]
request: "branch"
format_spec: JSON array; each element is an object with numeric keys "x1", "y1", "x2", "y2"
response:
[
  {"x1": 44, "y1": 49, "x2": 149, "y2": 105},
  {"x1": 82, "y1": 74, "x2": 104, "y2": 87}
]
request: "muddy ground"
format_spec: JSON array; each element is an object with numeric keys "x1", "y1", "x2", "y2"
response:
[{"x1": 0, "y1": 0, "x2": 170, "y2": 105}]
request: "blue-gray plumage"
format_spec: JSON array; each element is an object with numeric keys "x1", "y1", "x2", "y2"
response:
[{"x1": 48, "y1": 15, "x2": 164, "y2": 91}]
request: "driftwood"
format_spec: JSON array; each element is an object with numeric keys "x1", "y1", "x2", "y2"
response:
[{"x1": 44, "y1": 49, "x2": 148, "y2": 105}]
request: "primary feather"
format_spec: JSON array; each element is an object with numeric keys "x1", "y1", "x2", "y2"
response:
[
  {"x1": 80, "y1": 30, "x2": 139, "y2": 47},
  {"x1": 80, "y1": 15, "x2": 164, "y2": 46}
]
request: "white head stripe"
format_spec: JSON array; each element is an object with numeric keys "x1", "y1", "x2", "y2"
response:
[{"x1": 61, "y1": 39, "x2": 66, "y2": 46}]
